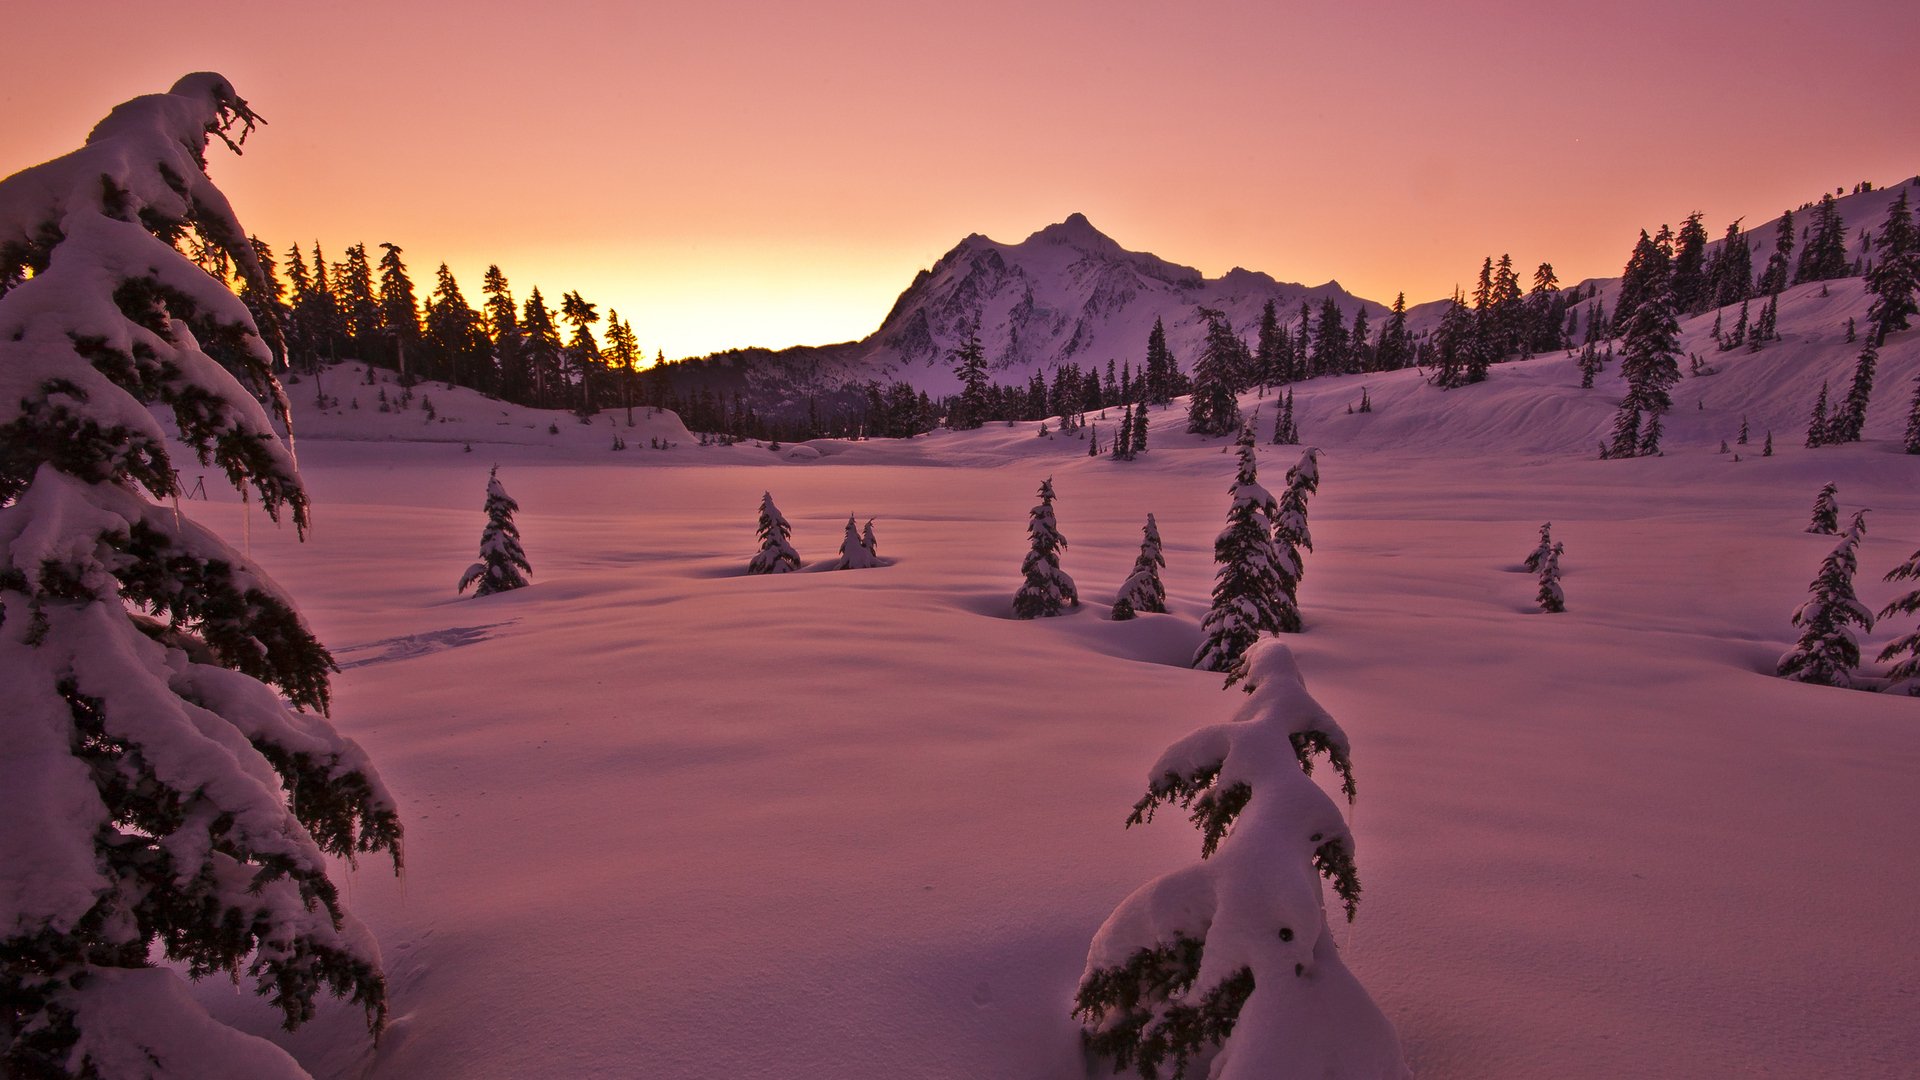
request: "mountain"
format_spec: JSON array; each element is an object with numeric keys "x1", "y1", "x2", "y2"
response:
[{"x1": 653, "y1": 214, "x2": 1386, "y2": 417}]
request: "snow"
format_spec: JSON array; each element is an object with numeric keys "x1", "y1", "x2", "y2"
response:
[{"x1": 133, "y1": 260, "x2": 1920, "y2": 1079}]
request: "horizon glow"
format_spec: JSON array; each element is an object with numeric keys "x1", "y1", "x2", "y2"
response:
[{"x1": 6, "y1": 0, "x2": 1915, "y2": 361}]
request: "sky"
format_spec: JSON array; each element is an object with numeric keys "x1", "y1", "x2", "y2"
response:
[{"x1": 5, "y1": 0, "x2": 1915, "y2": 361}]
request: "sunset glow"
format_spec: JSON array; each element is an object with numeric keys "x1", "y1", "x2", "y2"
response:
[{"x1": 9, "y1": 0, "x2": 1913, "y2": 360}]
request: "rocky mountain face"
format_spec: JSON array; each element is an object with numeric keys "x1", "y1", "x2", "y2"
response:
[{"x1": 653, "y1": 213, "x2": 1386, "y2": 418}]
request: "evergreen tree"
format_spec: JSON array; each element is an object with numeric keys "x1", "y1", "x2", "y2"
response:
[
  {"x1": 747, "y1": 492, "x2": 801, "y2": 574},
  {"x1": 950, "y1": 329, "x2": 990, "y2": 429},
  {"x1": 1906, "y1": 376, "x2": 1920, "y2": 455},
  {"x1": 375, "y1": 242, "x2": 420, "y2": 375},
  {"x1": 862, "y1": 519, "x2": 879, "y2": 558},
  {"x1": 1637, "y1": 411, "x2": 1663, "y2": 457},
  {"x1": 1755, "y1": 291, "x2": 1779, "y2": 343},
  {"x1": 424, "y1": 263, "x2": 491, "y2": 391},
  {"x1": 1374, "y1": 292, "x2": 1412, "y2": 371},
  {"x1": 1708, "y1": 219, "x2": 1753, "y2": 308},
  {"x1": 1255, "y1": 298, "x2": 1285, "y2": 386},
  {"x1": 1577, "y1": 343, "x2": 1602, "y2": 388},
  {"x1": 334, "y1": 242, "x2": 379, "y2": 353},
  {"x1": 0, "y1": 74, "x2": 401, "y2": 1078},
  {"x1": 1272, "y1": 447, "x2": 1320, "y2": 633},
  {"x1": 1618, "y1": 274, "x2": 1682, "y2": 415},
  {"x1": 559, "y1": 290, "x2": 602, "y2": 415},
  {"x1": 1829, "y1": 341, "x2": 1877, "y2": 443},
  {"x1": 1312, "y1": 296, "x2": 1349, "y2": 375},
  {"x1": 1777, "y1": 510, "x2": 1873, "y2": 687},
  {"x1": 1670, "y1": 212, "x2": 1710, "y2": 313},
  {"x1": 1536, "y1": 541, "x2": 1566, "y2": 614},
  {"x1": 1110, "y1": 514, "x2": 1167, "y2": 621},
  {"x1": 1429, "y1": 290, "x2": 1479, "y2": 388},
  {"x1": 1875, "y1": 546, "x2": 1920, "y2": 694},
  {"x1": 1757, "y1": 209, "x2": 1793, "y2": 296},
  {"x1": 1526, "y1": 263, "x2": 1563, "y2": 353},
  {"x1": 1132, "y1": 401, "x2": 1150, "y2": 454},
  {"x1": 1348, "y1": 305, "x2": 1372, "y2": 372},
  {"x1": 1739, "y1": 415, "x2": 1750, "y2": 445},
  {"x1": 1013, "y1": 478, "x2": 1077, "y2": 617},
  {"x1": 605, "y1": 313, "x2": 641, "y2": 424},
  {"x1": 1608, "y1": 404, "x2": 1642, "y2": 459},
  {"x1": 459, "y1": 467, "x2": 532, "y2": 594},
  {"x1": 1793, "y1": 194, "x2": 1849, "y2": 284},
  {"x1": 1764, "y1": 430, "x2": 1774, "y2": 457},
  {"x1": 1186, "y1": 309, "x2": 1245, "y2": 436},
  {"x1": 1523, "y1": 523, "x2": 1555, "y2": 574},
  {"x1": 1806, "y1": 482, "x2": 1840, "y2": 535},
  {"x1": 520, "y1": 288, "x2": 564, "y2": 408},
  {"x1": 1194, "y1": 427, "x2": 1288, "y2": 671},
  {"x1": 1143, "y1": 317, "x2": 1179, "y2": 404},
  {"x1": 1615, "y1": 229, "x2": 1670, "y2": 330},
  {"x1": 830, "y1": 513, "x2": 884, "y2": 571},
  {"x1": 1865, "y1": 190, "x2": 1918, "y2": 344},
  {"x1": 1806, "y1": 382, "x2": 1831, "y2": 448},
  {"x1": 481, "y1": 265, "x2": 527, "y2": 403},
  {"x1": 1077, "y1": 641, "x2": 1405, "y2": 1080},
  {"x1": 1113, "y1": 404, "x2": 1134, "y2": 459},
  {"x1": 1722, "y1": 298, "x2": 1750, "y2": 352}
]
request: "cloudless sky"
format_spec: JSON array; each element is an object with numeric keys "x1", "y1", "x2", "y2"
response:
[{"x1": 6, "y1": 0, "x2": 1915, "y2": 359}]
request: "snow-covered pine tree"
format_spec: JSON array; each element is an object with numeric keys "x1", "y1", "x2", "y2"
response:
[
  {"x1": 1131, "y1": 402, "x2": 1149, "y2": 454},
  {"x1": 862, "y1": 518, "x2": 878, "y2": 558},
  {"x1": 1778, "y1": 510, "x2": 1873, "y2": 687},
  {"x1": 1865, "y1": 190, "x2": 1917, "y2": 345},
  {"x1": 1906, "y1": 376, "x2": 1920, "y2": 455},
  {"x1": 1111, "y1": 514, "x2": 1168, "y2": 621},
  {"x1": 747, "y1": 492, "x2": 801, "y2": 574},
  {"x1": 1186, "y1": 308, "x2": 1244, "y2": 437},
  {"x1": 1013, "y1": 478, "x2": 1077, "y2": 617},
  {"x1": 1807, "y1": 482, "x2": 1840, "y2": 535},
  {"x1": 1739, "y1": 415, "x2": 1750, "y2": 445},
  {"x1": 1805, "y1": 382, "x2": 1831, "y2": 448},
  {"x1": 1607, "y1": 403, "x2": 1641, "y2": 459},
  {"x1": 1828, "y1": 341, "x2": 1877, "y2": 444},
  {"x1": 1076, "y1": 641, "x2": 1408, "y2": 1080},
  {"x1": 1194, "y1": 426, "x2": 1288, "y2": 672},
  {"x1": 1638, "y1": 410, "x2": 1664, "y2": 457},
  {"x1": 1523, "y1": 523, "x2": 1554, "y2": 573},
  {"x1": 830, "y1": 513, "x2": 883, "y2": 570},
  {"x1": 1876, "y1": 546, "x2": 1920, "y2": 694},
  {"x1": 1764, "y1": 430, "x2": 1774, "y2": 456},
  {"x1": 1273, "y1": 447, "x2": 1321, "y2": 631},
  {"x1": 0, "y1": 74, "x2": 402, "y2": 1079},
  {"x1": 1537, "y1": 541, "x2": 1566, "y2": 613},
  {"x1": 459, "y1": 466, "x2": 531, "y2": 594},
  {"x1": 1618, "y1": 273, "x2": 1682, "y2": 416}
]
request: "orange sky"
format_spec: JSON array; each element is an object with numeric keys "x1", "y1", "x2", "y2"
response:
[{"x1": 6, "y1": 0, "x2": 1915, "y2": 360}]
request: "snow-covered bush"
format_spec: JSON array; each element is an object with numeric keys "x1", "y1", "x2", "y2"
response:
[
  {"x1": 1778, "y1": 510, "x2": 1873, "y2": 687},
  {"x1": 747, "y1": 491, "x2": 800, "y2": 574},
  {"x1": 1195, "y1": 427, "x2": 1287, "y2": 672},
  {"x1": 1013, "y1": 478, "x2": 1077, "y2": 617},
  {"x1": 1111, "y1": 514, "x2": 1167, "y2": 621},
  {"x1": 0, "y1": 74, "x2": 401, "y2": 1079},
  {"x1": 1075, "y1": 641, "x2": 1407, "y2": 1080},
  {"x1": 830, "y1": 513, "x2": 883, "y2": 570},
  {"x1": 458, "y1": 466, "x2": 531, "y2": 595}
]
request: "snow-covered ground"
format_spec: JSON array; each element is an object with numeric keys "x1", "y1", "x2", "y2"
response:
[{"x1": 183, "y1": 290, "x2": 1920, "y2": 1078}]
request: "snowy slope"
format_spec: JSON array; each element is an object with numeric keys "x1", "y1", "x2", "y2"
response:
[{"x1": 159, "y1": 284, "x2": 1920, "y2": 1079}]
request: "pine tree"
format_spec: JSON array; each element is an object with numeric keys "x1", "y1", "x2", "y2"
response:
[
  {"x1": 1113, "y1": 404, "x2": 1134, "y2": 459},
  {"x1": 1144, "y1": 317, "x2": 1179, "y2": 404},
  {"x1": 559, "y1": 290, "x2": 602, "y2": 415},
  {"x1": 1615, "y1": 229, "x2": 1670, "y2": 330},
  {"x1": 1523, "y1": 523, "x2": 1554, "y2": 574},
  {"x1": 1608, "y1": 404, "x2": 1642, "y2": 459},
  {"x1": 1536, "y1": 541, "x2": 1566, "y2": 614},
  {"x1": 1865, "y1": 190, "x2": 1918, "y2": 344},
  {"x1": 1806, "y1": 382, "x2": 1831, "y2": 448},
  {"x1": 1577, "y1": 342, "x2": 1603, "y2": 388},
  {"x1": 863, "y1": 519, "x2": 879, "y2": 557},
  {"x1": 1272, "y1": 447, "x2": 1321, "y2": 635},
  {"x1": 1186, "y1": 309, "x2": 1244, "y2": 436},
  {"x1": 1806, "y1": 482, "x2": 1840, "y2": 535},
  {"x1": 1670, "y1": 212, "x2": 1710, "y2": 313},
  {"x1": 1194, "y1": 427, "x2": 1288, "y2": 671},
  {"x1": 1429, "y1": 290, "x2": 1478, "y2": 388},
  {"x1": 748, "y1": 492, "x2": 801, "y2": 574},
  {"x1": 1012, "y1": 478, "x2": 1076, "y2": 616},
  {"x1": 1777, "y1": 510, "x2": 1873, "y2": 687},
  {"x1": 1131, "y1": 401, "x2": 1149, "y2": 454},
  {"x1": 1255, "y1": 298, "x2": 1285, "y2": 387},
  {"x1": 1619, "y1": 273, "x2": 1682, "y2": 415},
  {"x1": 1793, "y1": 194, "x2": 1849, "y2": 284},
  {"x1": 1638, "y1": 411, "x2": 1664, "y2": 457},
  {"x1": 1708, "y1": 219, "x2": 1754, "y2": 308},
  {"x1": 1758, "y1": 209, "x2": 1794, "y2": 296},
  {"x1": 1829, "y1": 342, "x2": 1877, "y2": 443},
  {"x1": 1739, "y1": 415, "x2": 1750, "y2": 445},
  {"x1": 460, "y1": 467, "x2": 532, "y2": 594},
  {"x1": 830, "y1": 513, "x2": 883, "y2": 571},
  {"x1": 0, "y1": 74, "x2": 401, "y2": 1079},
  {"x1": 1764, "y1": 430, "x2": 1774, "y2": 456},
  {"x1": 1906, "y1": 376, "x2": 1920, "y2": 455},
  {"x1": 1374, "y1": 292, "x2": 1412, "y2": 371},
  {"x1": 1110, "y1": 514, "x2": 1168, "y2": 621},
  {"x1": 1077, "y1": 641, "x2": 1406, "y2": 1080},
  {"x1": 1876, "y1": 546, "x2": 1920, "y2": 694},
  {"x1": 520, "y1": 288, "x2": 564, "y2": 408},
  {"x1": 950, "y1": 329, "x2": 990, "y2": 429}
]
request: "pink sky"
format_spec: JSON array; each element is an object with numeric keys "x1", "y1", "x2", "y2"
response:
[{"x1": 6, "y1": 0, "x2": 1914, "y2": 359}]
